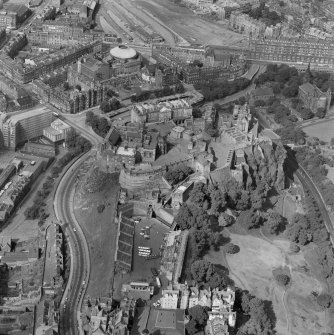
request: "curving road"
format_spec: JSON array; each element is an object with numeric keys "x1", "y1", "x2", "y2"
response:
[{"x1": 54, "y1": 151, "x2": 93, "y2": 335}]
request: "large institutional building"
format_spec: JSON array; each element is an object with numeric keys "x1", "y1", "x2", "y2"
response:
[{"x1": 0, "y1": 107, "x2": 52, "y2": 149}]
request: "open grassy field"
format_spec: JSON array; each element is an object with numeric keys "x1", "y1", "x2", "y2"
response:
[
  {"x1": 206, "y1": 233, "x2": 330, "y2": 335},
  {"x1": 302, "y1": 119, "x2": 334, "y2": 142},
  {"x1": 135, "y1": 0, "x2": 246, "y2": 46},
  {"x1": 74, "y1": 161, "x2": 120, "y2": 298}
]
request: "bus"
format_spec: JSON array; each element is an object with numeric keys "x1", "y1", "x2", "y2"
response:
[{"x1": 156, "y1": 277, "x2": 161, "y2": 288}]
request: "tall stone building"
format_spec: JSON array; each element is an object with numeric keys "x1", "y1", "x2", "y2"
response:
[{"x1": 298, "y1": 83, "x2": 331, "y2": 113}]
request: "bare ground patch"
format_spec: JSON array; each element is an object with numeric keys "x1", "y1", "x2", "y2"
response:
[
  {"x1": 74, "y1": 161, "x2": 120, "y2": 298},
  {"x1": 135, "y1": 0, "x2": 247, "y2": 47}
]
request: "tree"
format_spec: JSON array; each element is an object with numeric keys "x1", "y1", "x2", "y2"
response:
[
  {"x1": 218, "y1": 212, "x2": 234, "y2": 227},
  {"x1": 97, "y1": 117, "x2": 110, "y2": 135},
  {"x1": 191, "y1": 260, "x2": 211, "y2": 284},
  {"x1": 109, "y1": 97, "x2": 121, "y2": 111},
  {"x1": 75, "y1": 84, "x2": 81, "y2": 91},
  {"x1": 238, "y1": 96, "x2": 246, "y2": 105},
  {"x1": 274, "y1": 273, "x2": 290, "y2": 287},
  {"x1": 225, "y1": 242, "x2": 240, "y2": 254},
  {"x1": 100, "y1": 100, "x2": 111, "y2": 113},
  {"x1": 254, "y1": 99, "x2": 266, "y2": 107},
  {"x1": 65, "y1": 129, "x2": 78, "y2": 148},
  {"x1": 239, "y1": 292, "x2": 275, "y2": 335},
  {"x1": 63, "y1": 82, "x2": 69, "y2": 90},
  {"x1": 188, "y1": 305, "x2": 209, "y2": 329},
  {"x1": 185, "y1": 319, "x2": 198, "y2": 335},
  {"x1": 165, "y1": 165, "x2": 193, "y2": 185},
  {"x1": 175, "y1": 83, "x2": 185, "y2": 94},
  {"x1": 209, "y1": 185, "x2": 226, "y2": 214},
  {"x1": 175, "y1": 204, "x2": 194, "y2": 230},
  {"x1": 316, "y1": 294, "x2": 332, "y2": 309},
  {"x1": 299, "y1": 107, "x2": 314, "y2": 120},
  {"x1": 86, "y1": 111, "x2": 95, "y2": 125},
  {"x1": 189, "y1": 183, "x2": 208, "y2": 206},
  {"x1": 265, "y1": 211, "x2": 285, "y2": 234},
  {"x1": 206, "y1": 271, "x2": 233, "y2": 290},
  {"x1": 316, "y1": 108, "x2": 326, "y2": 119},
  {"x1": 238, "y1": 209, "x2": 262, "y2": 229},
  {"x1": 192, "y1": 107, "x2": 202, "y2": 118}
]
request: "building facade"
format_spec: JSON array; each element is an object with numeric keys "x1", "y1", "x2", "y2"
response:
[
  {"x1": 0, "y1": 107, "x2": 53, "y2": 149},
  {"x1": 248, "y1": 37, "x2": 334, "y2": 72},
  {"x1": 0, "y1": 40, "x2": 102, "y2": 83},
  {"x1": 298, "y1": 83, "x2": 331, "y2": 113},
  {"x1": 229, "y1": 12, "x2": 266, "y2": 37}
]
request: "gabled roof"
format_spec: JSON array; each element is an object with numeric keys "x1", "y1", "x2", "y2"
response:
[{"x1": 299, "y1": 82, "x2": 316, "y2": 94}]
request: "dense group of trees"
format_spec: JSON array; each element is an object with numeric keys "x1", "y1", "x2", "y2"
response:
[
  {"x1": 276, "y1": 125, "x2": 306, "y2": 145},
  {"x1": 255, "y1": 65, "x2": 334, "y2": 136},
  {"x1": 235, "y1": 290, "x2": 276, "y2": 335},
  {"x1": 100, "y1": 97, "x2": 121, "y2": 113},
  {"x1": 131, "y1": 83, "x2": 185, "y2": 102},
  {"x1": 164, "y1": 164, "x2": 193, "y2": 186},
  {"x1": 186, "y1": 305, "x2": 209, "y2": 335},
  {"x1": 248, "y1": 1, "x2": 284, "y2": 26},
  {"x1": 86, "y1": 111, "x2": 110, "y2": 138},
  {"x1": 285, "y1": 189, "x2": 328, "y2": 246},
  {"x1": 194, "y1": 78, "x2": 250, "y2": 102},
  {"x1": 191, "y1": 260, "x2": 234, "y2": 290},
  {"x1": 25, "y1": 130, "x2": 91, "y2": 221},
  {"x1": 295, "y1": 147, "x2": 334, "y2": 208}
]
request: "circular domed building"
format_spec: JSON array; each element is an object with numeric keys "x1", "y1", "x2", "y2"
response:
[
  {"x1": 110, "y1": 45, "x2": 137, "y2": 60},
  {"x1": 108, "y1": 45, "x2": 141, "y2": 75}
]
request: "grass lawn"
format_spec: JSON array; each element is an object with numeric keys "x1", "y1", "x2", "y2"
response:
[
  {"x1": 206, "y1": 232, "x2": 330, "y2": 335},
  {"x1": 303, "y1": 119, "x2": 334, "y2": 142},
  {"x1": 74, "y1": 161, "x2": 120, "y2": 298}
]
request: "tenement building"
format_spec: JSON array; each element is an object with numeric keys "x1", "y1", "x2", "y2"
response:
[
  {"x1": 152, "y1": 45, "x2": 246, "y2": 84},
  {"x1": 0, "y1": 40, "x2": 102, "y2": 83},
  {"x1": 248, "y1": 36, "x2": 334, "y2": 72},
  {"x1": 0, "y1": 3, "x2": 31, "y2": 29},
  {"x1": 229, "y1": 12, "x2": 266, "y2": 37},
  {"x1": 25, "y1": 20, "x2": 103, "y2": 47}
]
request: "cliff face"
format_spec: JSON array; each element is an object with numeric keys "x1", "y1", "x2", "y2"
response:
[{"x1": 244, "y1": 140, "x2": 287, "y2": 191}]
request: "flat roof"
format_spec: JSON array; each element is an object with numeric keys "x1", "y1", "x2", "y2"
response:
[
  {"x1": 8, "y1": 107, "x2": 51, "y2": 124},
  {"x1": 172, "y1": 126, "x2": 185, "y2": 133},
  {"x1": 44, "y1": 126, "x2": 62, "y2": 136},
  {"x1": 51, "y1": 119, "x2": 71, "y2": 130},
  {"x1": 117, "y1": 147, "x2": 136, "y2": 156}
]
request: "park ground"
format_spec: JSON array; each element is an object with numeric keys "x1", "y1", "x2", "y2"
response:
[
  {"x1": 205, "y1": 191, "x2": 331, "y2": 335},
  {"x1": 302, "y1": 119, "x2": 334, "y2": 142},
  {"x1": 73, "y1": 158, "x2": 120, "y2": 299}
]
